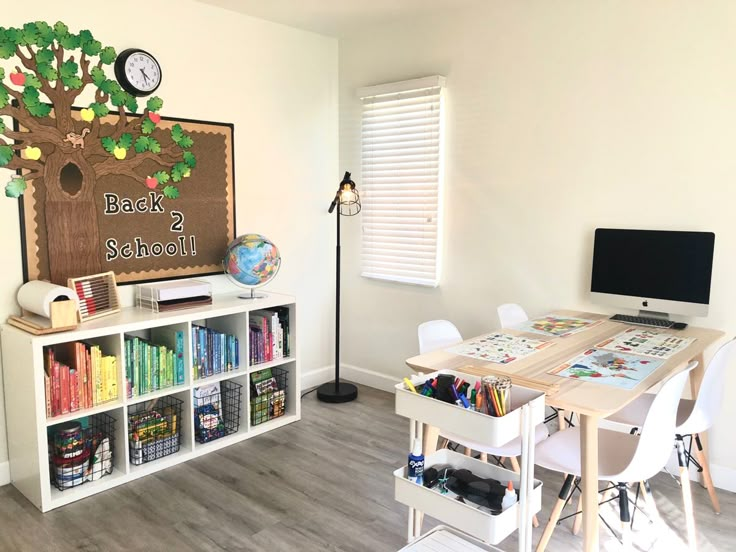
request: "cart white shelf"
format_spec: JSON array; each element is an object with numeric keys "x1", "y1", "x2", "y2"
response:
[
  {"x1": 2, "y1": 290, "x2": 298, "y2": 512},
  {"x1": 394, "y1": 370, "x2": 544, "y2": 552}
]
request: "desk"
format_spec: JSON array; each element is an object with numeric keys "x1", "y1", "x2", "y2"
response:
[{"x1": 406, "y1": 311, "x2": 724, "y2": 552}]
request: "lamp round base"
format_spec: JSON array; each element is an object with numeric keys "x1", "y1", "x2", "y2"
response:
[{"x1": 316, "y1": 381, "x2": 358, "y2": 403}]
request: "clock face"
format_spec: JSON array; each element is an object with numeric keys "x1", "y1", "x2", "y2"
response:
[{"x1": 122, "y1": 51, "x2": 161, "y2": 95}]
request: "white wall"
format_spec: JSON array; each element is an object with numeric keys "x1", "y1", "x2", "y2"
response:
[
  {"x1": 339, "y1": 2, "x2": 736, "y2": 484},
  {"x1": 0, "y1": 0, "x2": 337, "y2": 478}
]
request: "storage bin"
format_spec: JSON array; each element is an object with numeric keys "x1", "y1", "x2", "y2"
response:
[
  {"x1": 394, "y1": 449, "x2": 542, "y2": 545},
  {"x1": 128, "y1": 395, "x2": 183, "y2": 465},
  {"x1": 395, "y1": 370, "x2": 545, "y2": 449},
  {"x1": 398, "y1": 525, "x2": 503, "y2": 552},
  {"x1": 194, "y1": 380, "x2": 242, "y2": 443},
  {"x1": 250, "y1": 367, "x2": 288, "y2": 426}
]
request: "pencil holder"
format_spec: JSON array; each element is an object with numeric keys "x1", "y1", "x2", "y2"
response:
[
  {"x1": 128, "y1": 395, "x2": 183, "y2": 465},
  {"x1": 49, "y1": 412, "x2": 115, "y2": 491}
]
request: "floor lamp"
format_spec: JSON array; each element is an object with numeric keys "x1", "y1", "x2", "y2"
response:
[{"x1": 317, "y1": 171, "x2": 360, "y2": 403}]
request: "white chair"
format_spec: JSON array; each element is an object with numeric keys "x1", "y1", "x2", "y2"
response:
[
  {"x1": 606, "y1": 337, "x2": 736, "y2": 521},
  {"x1": 497, "y1": 303, "x2": 529, "y2": 329},
  {"x1": 534, "y1": 362, "x2": 697, "y2": 551},
  {"x1": 417, "y1": 319, "x2": 548, "y2": 527}
]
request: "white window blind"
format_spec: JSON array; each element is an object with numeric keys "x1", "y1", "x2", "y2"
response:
[{"x1": 359, "y1": 76, "x2": 445, "y2": 287}]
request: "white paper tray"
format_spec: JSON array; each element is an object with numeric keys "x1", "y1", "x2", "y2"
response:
[
  {"x1": 394, "y1": 449, "x2": 542, "y2": 545},
  {"x1": 395, "y1": 370, "x2": 545, "y2": 448}
]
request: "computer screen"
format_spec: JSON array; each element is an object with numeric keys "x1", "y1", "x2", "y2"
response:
[{"x1": 590, "y1": 228, "x2": 715, "y2": 317}]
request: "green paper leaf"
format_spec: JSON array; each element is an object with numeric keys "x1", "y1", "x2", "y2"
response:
[
  {"x1": 170, "y1": 163, "x2": 185, "y2": 183},
  {"x1": 124, "y1": 94, "x2": 138, "y2": 114},
  {"x1": 78, "y1": 30, "x2": 93, "y2": 44},
  {"x1": 59, "y1": 33, "x2": 79, "y2": 50},
  {"x1": 99, "y1": 46, "x2": 116, "y2": 65},
  {"x1": 89, "y1": 102, "x2": 109, "y2": 117},
  {"x1": 110, "y1": 89, "x2": 127, "y2": 107},
  {"x1": 162, "y1": 185, "x2": 179, "y2": 199},
  {"x1": 0, "y1": 42, "x2": 15, "y2": 59},
  {"x1": 24, "y1": 73, "x2": 42, "y2": 89},
  {"x1": 147, "y1": 138, "x2": 161, "y2": 154},
  {"x1": 0, "y1": 85, "x2": 8, "y2": 109},
  {"x1": 61, "y1": 75, "x2": 83, "y2": 90},
  {"x1": 35, "y1": 48, "x2": 54, "y2": 64},
  {"x1": 4, "y1": 28, "x2": 22, "y2": 45},
  {"x1": 27, "y1": 102, "x2": 51, "y2": 117},
  {"x1": 0, "y1": 145, "x2": 13, "y2": 166},
  {"x1": 98, "y1": 79, "x2": 119, "y2": 95},
  {"x1": 141, "y1": 117, "x2": 155, "y2": 135},
  {"x1": 153, "y1": 170, "x2": 170, "y2": 184},
  {"x1": 177, "y1": 135, "x2": 193, "y2": 149},
  {"x1": 146, "y1": 96, "x2": 163, "y2": 112},
  {"x1": 81, "y1": 39, "x2": 102, "y2": 57},
  {"x1": 5, "y1": 177, "x2": 27, "y2": 198},
  {"x1": 0, "y1": 68, "x2": 4, "y2": 80},
  {"x1": 90, "y1": 67, "x2": 106, "y2": 86},
  {"x1": 37, "y1": 62, "x2": 58, "y2": 81},
  {"x1": 59, "y1": 60, "x2": 78, "y2": 80},
  {"x1": 170, "y1": 124, "x2": 184, "y2": 143},
  {"x1": 183, "y1": 151, "x2": 196, "y2": 168},
  {"x1": 118, "y1": 133, "x2": 133, "y2": 150},
  {"x1": 21, "y1": 23, "x2": 38, "y2": 46},
  {"x1": 35, "y1": 22, "x2": 55, "y2": 47},
  {"x1": 101, "y1": 136, "x2": 116, "y2": 154},
  {"x1": 134, "y1": 136, "x2": 149, "y2": 153},
  {"x1": 0, "y1": 119, "x2": 5, "y2": 134},
  {"x1": 53, "y1": 22, "x2": 68, "y2": 40},
  {"x1": 22, "y1": 86, "x2": 40, "y2": 107}
]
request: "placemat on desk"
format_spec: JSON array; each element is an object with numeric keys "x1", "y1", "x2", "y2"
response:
[{"x1": 457, "y1": 365, "x2": 561, "y2": 396}]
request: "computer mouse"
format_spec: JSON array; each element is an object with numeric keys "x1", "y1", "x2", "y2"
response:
[{"x1": 671, "y1": 322, "x2": 688, "y2": 330}]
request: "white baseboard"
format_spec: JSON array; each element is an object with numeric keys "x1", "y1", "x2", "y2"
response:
[
  {"x1": 301, "y1": 365, "x2": 333, "y2": 391},
  {"x1": 340, "y1": 363, "x2": 400, "y2": 393},
  {"x1": 707, "y1": 463, "x2": 736, "y2": 493},
  {"x1": 0, "y1": 461, "x2": 9, "y2": 486}
]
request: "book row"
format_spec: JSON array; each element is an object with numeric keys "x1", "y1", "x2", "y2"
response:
[
  {"x1": 125, "y1": 327, "x2": 185, "y2": 398},
  {"x1": 249, "y1": 308, "x2": 291, "y2": 366},
  {"x1": 44, "y1": 343, "x2": 118, "y2": 419},
  {"x1": 192, "y1": 325, "x2": 240, "y2": 380}
]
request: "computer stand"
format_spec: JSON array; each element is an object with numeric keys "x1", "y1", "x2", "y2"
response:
[{"x1": 637, "y1": 310, "x2": 670, "y2": 321}]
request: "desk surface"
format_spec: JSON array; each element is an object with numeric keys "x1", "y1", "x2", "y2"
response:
[{"x1": 406, "y1": 311, "x2": 725, "y2": 417}]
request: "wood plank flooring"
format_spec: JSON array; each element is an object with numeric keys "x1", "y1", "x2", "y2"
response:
[{"x1": 0, "y1": 384, "x2": 733, "y2": 551}]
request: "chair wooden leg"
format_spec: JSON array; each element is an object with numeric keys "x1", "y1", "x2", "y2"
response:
[
  {"x1": 438, "y1": 437, "x2": 449, "y2": 450},
  {"x1": 557, "y1": 409, "x2": 567, "y2": 432},
  {"x1": 693, "y1": 433, "x2": 720, "y2": 514},
  {"x1": 536, "y1": 474, "x2": 575, "y2": 552},
  {"x1": 479, "y1": 452, "x2": 488, "y2": 462},
  {"x1": 676, "y1": 437, "x2": 698, "y2": 550},
  {"x1": 640, "y1": 480, "x2": 661, "y2": 522},
  {"x1": 510, "y1": 456, "x2": 539, "y2": 528},
  {"x1": 571, "y1": 491, "x2": 583, "y2": 535},
  {"x1": 464, "y1": 447, "x2": 472, "y2": 457}
]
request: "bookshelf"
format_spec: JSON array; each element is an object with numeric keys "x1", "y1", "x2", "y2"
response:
[{"x1": 1, "y1": 291, "x2": 298, "y2": 512}]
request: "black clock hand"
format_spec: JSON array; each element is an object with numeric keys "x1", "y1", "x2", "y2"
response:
[{"x1": 140, "y1": 68, "x2": 150, "y2": 83}]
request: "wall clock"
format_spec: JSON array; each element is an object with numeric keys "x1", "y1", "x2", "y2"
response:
[{"x1": 114, "y1": 48, "x2": 162, "y2": 97}]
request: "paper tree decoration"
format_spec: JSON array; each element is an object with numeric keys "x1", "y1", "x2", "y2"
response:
[{"x1": 0, "y1": 21, "x2": 197, "y2": 283}]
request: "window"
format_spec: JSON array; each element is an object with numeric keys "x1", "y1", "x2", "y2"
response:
[{"x1": 358, "y1": 76, "x2": 445, "y2": 287}]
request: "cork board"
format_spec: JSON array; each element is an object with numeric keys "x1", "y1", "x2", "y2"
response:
[{"x1": 18, "y1": 110, "x2": 235, "y2": 285}]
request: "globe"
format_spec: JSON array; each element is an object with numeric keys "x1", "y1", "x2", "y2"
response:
[{"x1": 223, "y1": 234, "x2": 281, "y2": 299}]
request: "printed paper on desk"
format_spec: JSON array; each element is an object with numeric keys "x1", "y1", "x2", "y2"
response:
[
  {"x1": 596, "y1": 328, "x2": 696, "y2": 359},
  {"x1": 515, "y1": 314, "x2": 602, "y2": 338},
  {"x1": 548, "y1": 348, "x2": 664, "y2": 389},
  {"x1": 447, "y1": 332, "x2": 554, "y2": 365}
]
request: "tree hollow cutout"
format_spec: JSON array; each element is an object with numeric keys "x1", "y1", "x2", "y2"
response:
[{"x1": 59, "y1": 162, "x2": 83, "y2": 197}]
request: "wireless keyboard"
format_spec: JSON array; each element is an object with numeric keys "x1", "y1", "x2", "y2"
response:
[{"x1": 610, "y1": 314, "x2": 674, "y2": 328}]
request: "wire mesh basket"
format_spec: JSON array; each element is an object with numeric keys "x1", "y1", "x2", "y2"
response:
[
  {"x1": 128, "y1": 395, "x2": 183, "y2": 465},
  {"x1": 194, "y1": 380, "x2": 242, "y2": 444},
  {"x1": 250, "y1": 367, "x2": 288, "y2": 426}
]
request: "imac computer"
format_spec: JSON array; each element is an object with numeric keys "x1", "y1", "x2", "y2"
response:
[{"x1": 590, "y1": 228, "x2": 715, "y2": 326}]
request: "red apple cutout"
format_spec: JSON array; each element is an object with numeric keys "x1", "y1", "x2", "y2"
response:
[
  {"x1": 149, "y1": 113, "x2": 161, "y2": 124},
  {"x1": 9, "y1": 71, "x2": 25, "y2": 86},
  {"x1": 145, "y1": 176, "x2": 158, "y2": 189}
]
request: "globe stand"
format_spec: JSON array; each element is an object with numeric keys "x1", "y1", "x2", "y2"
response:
[{"x1": 238, "y1": 288, "x2": 267, "y2": 300}]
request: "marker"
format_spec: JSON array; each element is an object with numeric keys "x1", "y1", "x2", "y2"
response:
[{"x1": 403, "y1": 378, "x2": 418, "y2": 394}]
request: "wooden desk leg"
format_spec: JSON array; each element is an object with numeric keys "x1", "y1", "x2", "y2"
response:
[
  {"x1": 423, "y1": 424, "x2": 440, "y2": 456},
  {"x1": 690, "y1": 353, "x2": 707, "y2": 487},
  {"x1": 580, "y1": 414, "x2": 600, "y2": 552}
]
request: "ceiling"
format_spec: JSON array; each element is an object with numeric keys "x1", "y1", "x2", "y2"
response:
[{"x1": 195, "y1": 0, "x2": 484, "y2": 37}]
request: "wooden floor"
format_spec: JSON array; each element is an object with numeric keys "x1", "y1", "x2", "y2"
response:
[{"x1": 0, "y1": 384, "x2": 733, "y2": 551}]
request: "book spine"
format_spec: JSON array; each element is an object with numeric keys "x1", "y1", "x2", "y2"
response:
[
  {"x1": 60, "y1": 363, "x2": 70, "y2": 414},
  {"x1": 109, "y1": 356, "x2": 118, "y2": 400},
  {"x1": 176, "y1": 330, "x2": 184, "y2": 384},
  {"x1": 52, "y1": 360, "x2": 60, "y2": 416},
  {"x1": 94, "y1": 346, "x2": 102, "y2": 405},
  {"x1": 44, "y1": 371, "x2": 52, "y2": 418},
  {"x1": 69, "y1": 369, "x2": 79, "y2": 412},
  {"x1": 85, "y1": 347, "x2": 92, "y2": 409},
  {"x1": 234, "y1": 336, "x2": 239, "y2": 369}
]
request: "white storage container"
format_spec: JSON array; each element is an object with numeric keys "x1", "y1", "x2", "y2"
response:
[
  {"x1": 394, "y1": 449, "x2": 543, "y2": 545},
  {"x1": 395, "y1": 370, "x2": 545, "y2": 448}
]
